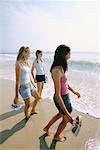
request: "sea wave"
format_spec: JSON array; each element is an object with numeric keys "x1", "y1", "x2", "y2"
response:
[
  {"x1": 69, "y1": 60, "x2": 100, "y2": 72},
  {"x1": 0, "y1": 54, "x2": 16, "y2": 61}
]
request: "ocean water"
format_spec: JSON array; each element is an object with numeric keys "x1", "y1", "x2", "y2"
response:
[{"x1": 0, "y1": 52, "x2": 100, "y2": 119}]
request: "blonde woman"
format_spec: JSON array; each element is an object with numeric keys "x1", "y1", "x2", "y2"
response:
[
  {"x1": 31, "y1": 50, "x2": 46, "y2": 97},
  {"x1": 12, "y1": 46, "x2": 40, "y2": 120}
]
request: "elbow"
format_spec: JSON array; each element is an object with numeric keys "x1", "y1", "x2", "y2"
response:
[
  {"x1": 31, "y1": 69, "x2": 34, "y2": 75},
  {"x1": 31, "y1": 72, "x2": 33, "y2": 77}
]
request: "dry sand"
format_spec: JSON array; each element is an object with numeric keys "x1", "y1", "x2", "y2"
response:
[{"x1": 0, "y1": 79, "x2": 100, "y2": 150}]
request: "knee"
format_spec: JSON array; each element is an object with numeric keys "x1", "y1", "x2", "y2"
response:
[
  {"x1": 35, "y1": 95, "x2": 41, "y2": 101},
  {"x1": 33, "y1": 92, "x2": 41, "y2": 101},
  {"x1": 32, "y1": 90, "x2": 41, "y2": 100},
  {"x1": 25, "y1": 102, "x2": 30, "y2": 108}
]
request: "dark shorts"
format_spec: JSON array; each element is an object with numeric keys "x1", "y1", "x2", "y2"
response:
[
  {"x1": 36, "y1": 75, "x2": 45, "y2": 82},
  {"x1": 53, "y1": 94, "x2": 72, "y2": 114}
]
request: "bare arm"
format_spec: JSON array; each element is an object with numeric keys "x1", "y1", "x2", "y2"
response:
[
  {"x1": 15, "y1": 62, "x2": 21, "y2": 98},
  {"x1": 30, "y1": 72, "x2": 36, "y2": 88},
  {"x1": 52, "y1": 68, "x2": 73, "y2": 122},
  {"x1": 31, "y1": 61, "x2": 37, "y2": 82},
  {"x1": 68, "y1": 85, "x2": 80, "y2": 98}
]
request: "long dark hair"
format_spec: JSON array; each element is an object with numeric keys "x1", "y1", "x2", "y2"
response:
[
  {"x1": 50, "y1": 45, "x2": 71, "y2": 73},
  {"x1": 36, "y1": 50, "x2": 42, "y2": 63}
]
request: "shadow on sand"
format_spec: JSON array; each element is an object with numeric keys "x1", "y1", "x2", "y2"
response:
[
  {"x1": 0, "y1": 106, "x2": 24, "y2": 121},
  {"x1": 0, "y1": 118, "x2": 27, "y2": 144},
  {"x1": 39, "y1": 133, "x2": 58, "y2": 150},
  {"x1": 0, "y1": 102, "x2": 34, "y2": 121}
]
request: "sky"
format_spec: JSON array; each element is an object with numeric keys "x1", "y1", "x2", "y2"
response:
[{"x1": 0, "y1": 0, "x2": 99, "y2": 53}]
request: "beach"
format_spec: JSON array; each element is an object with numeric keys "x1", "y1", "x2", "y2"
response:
[
  {"x1": 0, "y1": 79, "x2": 100, "y2": 150},
  {"x1": 0, "y1": 0, "x2": 99, "y2": 149},
  {"x1": 0, "y1": 52, "x2": 100, "y2": 119}
]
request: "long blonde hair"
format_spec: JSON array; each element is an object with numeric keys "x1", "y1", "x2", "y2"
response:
[{"x1": 16, "y1": 46, "x2": 29, "y2": 61}]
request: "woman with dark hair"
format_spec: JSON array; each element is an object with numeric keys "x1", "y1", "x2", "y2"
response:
[
  {"x1": 43, "y1": 44, "x2": 82, "y2": 142},
  {"x1": 31, "y1": 50, "x2": 46, "y2": 97}
]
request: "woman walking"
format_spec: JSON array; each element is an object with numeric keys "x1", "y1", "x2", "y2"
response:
[
  {"x1": 12, "y1": 46, "x2": 40, "y2": 120},
  {"x1": 43, "y1": 44, "x2": 81, "y2": 142},
  {"x1": 31, "y1": 50, "x2": 46, "y2": 97}
]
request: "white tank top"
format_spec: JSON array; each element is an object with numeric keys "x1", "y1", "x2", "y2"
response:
[
  {"x1": 35, "y1": 60, "x2": 45, "y2": 75},
  {"x1": 20, "y1": 65, "x2": 30, "y2": 85}
]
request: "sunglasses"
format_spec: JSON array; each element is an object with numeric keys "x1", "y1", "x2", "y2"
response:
[
  {"x1": 24, "y1": 47, "x2": 30, "y2": 54},
  {"x1": 26, "y1": 47, "x2": 29, "y2": 49}
]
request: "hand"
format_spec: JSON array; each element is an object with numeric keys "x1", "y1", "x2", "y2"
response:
[
  {"x1": 34, "y1": 78, "x2": 37, "y2": 83},
  {"x1": 32, "y1": 83, "x2": 36, "y2": 88},
  {"x1": 74, "y1": 91, "x2": 81, "y2": 98},
  {"x1": 33, "y1": 84, "x2": 36, "y2": 88},
  {"x1": 13, "y1": 97, "x2": 19, "y2": 104}
]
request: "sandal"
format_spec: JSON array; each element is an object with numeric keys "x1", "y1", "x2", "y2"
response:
[
  {"x1": 72, "y1": 116, "x2": 82, "y2": 136},
  {"x1": 30, "y1": 112, "x2": 38, "y2": 116}
]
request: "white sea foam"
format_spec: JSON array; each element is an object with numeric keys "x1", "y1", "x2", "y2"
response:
[
  {"x1": 83, "y1": 138, "x2": 100, "y2": 150},
  {"x1": 0, "y1": 52, "x2": 100, "y2": 118}
]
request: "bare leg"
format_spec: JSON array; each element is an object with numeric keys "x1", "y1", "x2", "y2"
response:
[
  {"x1": 31, "y1": 91, "x2": 40, "y2": 113},
  {"x1": 40, "y1": 82, "x2": 44, "y2": 97},
  {"x1": 54, "y1": 115, "x2": 68, "y2": 141},
  {"x1": 43, "y1": 113, "x2": 62, "y2": 135},
  {"x1": 24, "y1": 98, "x2": 30, "y2": 118},
  {"x1": 37, "y1": 82, "x2": 44, "y2": 97},
  {"x1": 37, "y1": 82, "x2": 41, "y2": 97}
]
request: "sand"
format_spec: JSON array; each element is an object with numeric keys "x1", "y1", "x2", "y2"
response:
[{"x1": 0, "y1": 79, "x2": 100, "y2": 150}]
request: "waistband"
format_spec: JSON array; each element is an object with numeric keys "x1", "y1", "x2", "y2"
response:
[{"x1": 20, "y1": 82, "x2": 31, "y2": 88}]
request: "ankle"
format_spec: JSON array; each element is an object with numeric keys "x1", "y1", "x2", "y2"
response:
[
  {"x1": 54, "y1": 134, "x2": 60, "y2": 139},
  {"x1": 14, "y1": 101, "x2": 18, "y2": 104},
  {"x1": 31, "y1": 109, "x2": 35, "y2": 113},
  {"x1": 43, "y1": 126, "x2": 50, "y2": 131},
  {"x1": 44, "y1": 126, "x2": 48, "y2": 129}
]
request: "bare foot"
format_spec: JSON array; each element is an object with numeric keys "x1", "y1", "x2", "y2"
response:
[
  {"x1": 53, "y1": 136, "x2": 66, "y2": 142},
  {"x1": 43, "y1": 127, "x2": 50, "y2": 136}
]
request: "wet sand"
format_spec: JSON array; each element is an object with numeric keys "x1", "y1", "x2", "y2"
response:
[{"x1": 0, "y1": 79, "x2": 100, "y2": 150}]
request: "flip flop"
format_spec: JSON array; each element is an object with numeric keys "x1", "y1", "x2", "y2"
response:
[
  {"x1": 72, "y1": 116, "x2": 82, "y2": 136},
  {"x1": 30, "y1": 112, "x2": 38, "y2": 116},
  {"x1": 74, "y1": 120, "x2": 82, "y2": 136},
  {"x1": 11, "y1": 103, "x2": 23, "y2": 110}
]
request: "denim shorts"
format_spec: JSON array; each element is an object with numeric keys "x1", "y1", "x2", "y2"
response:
[
  {"x1": 19, "y1": 84, "x2": 36, "y2": 100},
  {"x1": 53, "y1": 94, "x2": 72, "y2": 114},
  {"x1": 36, "y1": 75, "x2": 45, "y2": 82}
]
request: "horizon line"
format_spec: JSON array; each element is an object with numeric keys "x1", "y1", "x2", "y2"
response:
[{"x1": 0, "y1": 51, "x2": 99, "y2": 54}]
